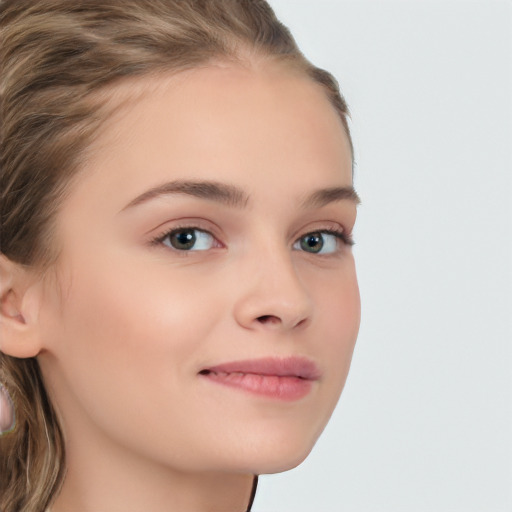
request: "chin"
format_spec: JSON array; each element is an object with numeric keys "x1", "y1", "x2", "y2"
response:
[
  {"x1": 246, "y1": 448, "x2": 314, "y2": 476},
  {"x1": 225, "y1": 429, "x2": 320, "y2": 475},
  {"x1": 254, "y1": 449, "x2": 313, "y2": 475},
  {"x1": 210, "y1": 403, "x2": 334, "y2": 475}
]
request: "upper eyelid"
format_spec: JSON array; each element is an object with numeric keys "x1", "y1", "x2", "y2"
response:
[{"x1": 149, "y1": 219, "x2": 221, "y2": 242}]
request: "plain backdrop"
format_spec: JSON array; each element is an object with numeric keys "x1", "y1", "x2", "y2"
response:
[{"x1": 253, "y1": 1, "x2": 512, "y2": 511}]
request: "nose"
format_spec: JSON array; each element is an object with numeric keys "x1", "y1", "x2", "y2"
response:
[{"x1": 233, "y1": 246, "x2": 313, "y2": 332}]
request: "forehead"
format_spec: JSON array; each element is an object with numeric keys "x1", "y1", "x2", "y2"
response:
[{"x1": 71, "y1": 62, "x2": 353, "y2": 212}]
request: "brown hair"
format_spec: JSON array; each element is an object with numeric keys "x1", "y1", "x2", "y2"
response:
[{"x1": 0, "y1": 1, "x2": 352, "y2": 510}]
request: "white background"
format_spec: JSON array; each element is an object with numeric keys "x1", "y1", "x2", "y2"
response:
[{"x1": 253, "y1": 1, "x2": 512, "y2": 511}]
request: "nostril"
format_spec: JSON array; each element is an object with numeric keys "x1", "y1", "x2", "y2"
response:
[{"x1": 257, "y1": 315, "x2": 281, "y2": 325}]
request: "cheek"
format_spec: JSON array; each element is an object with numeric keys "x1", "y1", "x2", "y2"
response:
[
  {"x1": 43, "y1": 252, "x2": 224, "y2": 429},
  {"x1": 328, "y1": 272, "x2": 360, "y2": 354},
  {"x1": 312, "y1": 256, "x2": 360, "y2": 339},
  {"x1": 311, "y1": 259, "x2": 360, "y2": 387},
  {"x1": 57, "y1": 246, "x2": 220, "y2": 342}
]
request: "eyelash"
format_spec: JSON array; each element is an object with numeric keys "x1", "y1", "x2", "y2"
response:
[{"x1": 150, "y1": 224, "x2": 354, "y2": 254}]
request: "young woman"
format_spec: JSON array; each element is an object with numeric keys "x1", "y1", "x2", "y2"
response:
[{"x1": 0, "y1": 1, "x2": 361, "y2": 511}]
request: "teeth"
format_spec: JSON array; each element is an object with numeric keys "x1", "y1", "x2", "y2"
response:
[{"x1": 201, "y1": 370, "x2": 246, "y2": 377}]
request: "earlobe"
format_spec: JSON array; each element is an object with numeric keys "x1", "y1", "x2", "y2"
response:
[{"x1": 0, "y1": 255, "x2": 43, "y2": 358}]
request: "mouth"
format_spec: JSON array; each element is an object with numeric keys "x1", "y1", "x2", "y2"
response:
[{"x1": 198, "y1": 357, "x2": 320, "y2": 401}]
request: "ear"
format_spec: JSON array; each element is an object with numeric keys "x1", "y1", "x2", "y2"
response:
[{"x1": 0, "y1": 254, "x2": 44, "y2": 358}]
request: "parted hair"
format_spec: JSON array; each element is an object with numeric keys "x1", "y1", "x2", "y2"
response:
[{"x1": 0, "y1": 1, "x2": 351, "y2": 510}]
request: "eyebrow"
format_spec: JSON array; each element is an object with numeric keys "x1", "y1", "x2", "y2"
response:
[{"x1": 120, "y1": 179, "x2": 360, "y2": 212}]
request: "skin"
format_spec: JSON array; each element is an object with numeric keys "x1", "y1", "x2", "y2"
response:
[{"x1": 0, "y1": 59, "x2": 360, "y2": 511}]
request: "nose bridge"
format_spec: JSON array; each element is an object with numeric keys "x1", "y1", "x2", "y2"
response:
[{"x1": 233, "y1": 228, "x2": 313, "y2": 331}]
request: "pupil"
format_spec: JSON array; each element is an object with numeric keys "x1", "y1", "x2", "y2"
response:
[
  {"x1": 172, "y1": 230, "x2": 196, "y2": 249},
  {"x1": 301, "y1": 233, "x2": 323, "y2": 253}
]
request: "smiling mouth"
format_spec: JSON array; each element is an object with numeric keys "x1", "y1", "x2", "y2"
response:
[{"x1": 198, "y1": 357, "x2": 320, "y2": 401}]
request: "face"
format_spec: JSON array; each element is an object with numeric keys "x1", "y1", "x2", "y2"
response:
[{"x1": 37, "y1": 61, "x2": 360, "y2": 475}]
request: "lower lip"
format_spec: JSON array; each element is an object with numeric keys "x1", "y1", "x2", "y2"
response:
[{"x1": 200, "y1": 372, "x2": 314, "y2": 401}]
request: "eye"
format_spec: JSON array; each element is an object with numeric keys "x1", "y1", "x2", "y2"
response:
[
  {"x1": 158, "y1": 228, "x2": 216, "y2": 251},
  {"x1": 293, "y1": 230, "x2": 351, "y2": 255}
]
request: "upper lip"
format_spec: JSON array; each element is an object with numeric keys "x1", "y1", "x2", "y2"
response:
[{"x1": 200, "y1": 356, "x2": 321, "y2": 380}]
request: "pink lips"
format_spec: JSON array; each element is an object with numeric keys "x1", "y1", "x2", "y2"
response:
[{"x1": 199, "y1": 357, "x2": 320, "y2": 401}]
